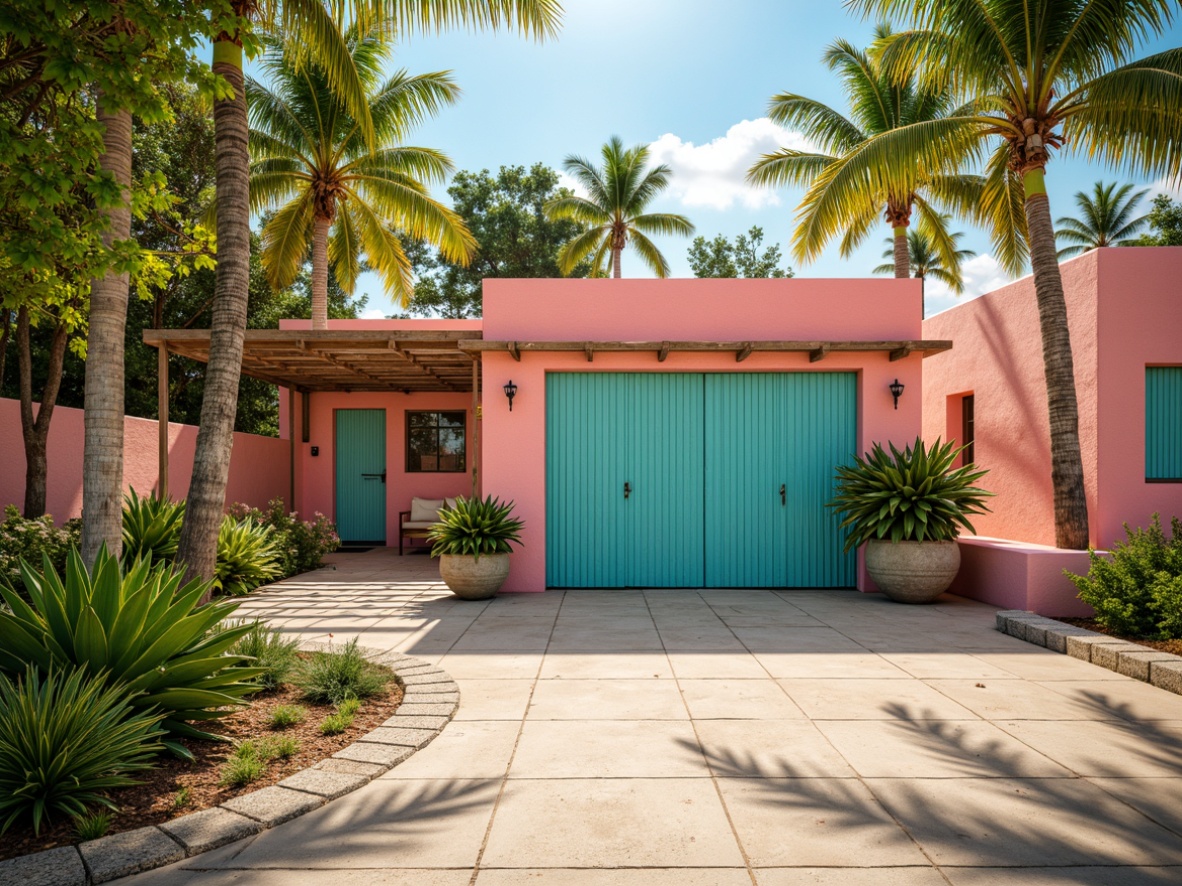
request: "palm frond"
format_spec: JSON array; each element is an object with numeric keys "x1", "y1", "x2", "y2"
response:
[
  {"x1": 261, "y1": 193, "x2": 315, "y2": 291},
  {"x1": 627, "y1": 230, "x2": 672, "y2": 278}
]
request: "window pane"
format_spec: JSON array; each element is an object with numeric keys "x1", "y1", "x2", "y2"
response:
[
  {"x1": 439, "y1": 412, "x2": 465, "y2": 428},
  {"x1": 409, "y1": 413, "x2": 436, "y2": 429},
  {"x1": 407, "y1": 412, "x2": 466, "y2": 472}
]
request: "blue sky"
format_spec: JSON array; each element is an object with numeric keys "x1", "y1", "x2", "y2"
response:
[{"x1": 347, "y1": 0, "x2": 1182, "y2": 318}]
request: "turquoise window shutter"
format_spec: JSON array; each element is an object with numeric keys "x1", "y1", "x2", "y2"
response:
[{"x1": 1146, "y1": 367, "x2": 1182, "y2": 481}]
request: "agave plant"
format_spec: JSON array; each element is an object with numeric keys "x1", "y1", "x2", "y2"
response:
[
  {"x1": 827, "y1": 437, "x2": 993, "y2": 553},
  {"x1": 428, "y1": 495, "x2": 524, "y2": 560},
  {"x1": 121, "y1": 488, "x2": 185, "y2": 564},
  {"x1": 0, "y1": 666, "x2": 164, "y2": 835},
  {"x1": 215, "y1": 517, "x2": 283, "y2": 596},
  {"x1": 0, "y1": 549, "x2": 261, "y2": 756}
]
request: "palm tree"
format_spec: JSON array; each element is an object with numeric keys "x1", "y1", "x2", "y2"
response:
[
  {"x1": 176, "y1": 1, "x2": 562, "y2": 585},
  {"x1": 545, "y1": 137, "x2": 695, "y2": 278},
  {"x1": 248, "y1": 29, "x2": 475, "y2": 328},
  {"x1": 1056, "y1": 181, "x2": 1150, "y2": 259},
  {"x1": 846, "y1": 0, "x2": 1182, "y2": 549},
  {"x1": 746, "y1": 25, "x2": 984, "y2": 280},
  {"x1": 873, "y1": 224, "x2": 974, "y2": 300}
]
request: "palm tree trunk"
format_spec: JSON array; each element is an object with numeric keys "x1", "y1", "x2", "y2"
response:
[
  {"x1": 81, "y1": 98, "x2": 133, "y2": 563},
  {"x1": 176, "y1": 36, "x2": 250, "y2": 585},
  {"x1": 893, "y1": 226, "x2": 910, "y2": 278},
  {"x1": 612, "y1": 245, "x2": 622, "y2": 278},
  {"x1": 17, "y1": 307, "x2": 68, "y2": 518},
  {"x1": 0, "y1": 309, "x2": 10, "y2": 390},
  {"x1": 1023, "y1": 168, "x2": 1089, "y2": 550},
  {"x1": 311, "y1": 215, "x2": 330, "y2": 329}
]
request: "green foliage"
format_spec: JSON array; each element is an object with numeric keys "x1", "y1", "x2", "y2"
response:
[
  {"x1": 872, "y1": 218, "x2": 974, "y2": 293},
  {"x1": 404, "y1": 163, "x2": 593, "y2": 318},
  {"x1": 230, "y1": 620, "x2": 300, "y2": 691},
  {"x1": 215, "y1": 516, "x2": 282, "y2": 596},
  {"x1": 269, "y1": 705, "x2": 307, "y2": 729},
  {"x1": 1067, "y1": 515, "x2": 1182, "y2": 639},
  {"x1": 687, "y1": 226, "x2": 794, "y2": 279},
  {"x1": 73, "y1": 809, "x2": 114, "y2": 841},
  {"x1": 337, "y1": 697, "x2": 362, "y2": 718},
  {"x1": 319, "y1": 709, "x2": 356, "y2": 736},
  {"x1": 0, "y1": 549, "x2": 261, "y2": 755},
  {"x1": 0, "y1": 666, "x2": 164, "y2": 835},
  {"x1": 0, "y1": 505, "x2": 80, "y2": 592},
  {"x1": 429, "y1": 495, "x2": 524, "y2": 560},
  {"x1": 218, "y1": 752, "x2": 266, "y2": 787},
  {"x1": 173, "y1": 787, "x2": 191, "y2": 809},
  {"x1": 1055, "y1": 181, "x2": 1149, "y2": 259},
  {"x1": 828, "y1": 437, "x2": 993, "y2": 553},
  {"x1": 121, "y1": 489, "x2": 185, "y2": 564},
  {"x1": 1131, "y1": 195, "x2": 1182, "y2": 247},
  {"x1": 227, "y1": 499, "x2": 339, "y2": 577},
  {"x1": 298, "y1": 638, "x2": 389, "y2": 706}
]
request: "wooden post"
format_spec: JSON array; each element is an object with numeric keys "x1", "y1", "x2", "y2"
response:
[
  {"x1": 158, "y1": 344, "x2": 169, "y2": 500},
  {"x1": 301, "y1": 390, "x2": 310, "y2": 443},
  {"x1": 471, "y1": 356, "x2": 479, "y2": 500},
  {"x1": 288, "y1": 387, "x2": 297, "y2": 509}
]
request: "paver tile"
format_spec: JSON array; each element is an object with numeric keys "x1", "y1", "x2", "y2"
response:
[
  {"x1": 509, "y1": 719, "x2": 706, "y2": 778},
  {"x1": 694, "y1": 719, "x2": 855, "y2": 778},
  {"x1": 477, "y1": 870, "x2": 751, "y2": 885},
  {"x1": 380, "y1": 720, "x2": 521, "y2": 779},
  {"x1": 925, "y1": 679, "x2": 1119, "y2": 721},
  {"x1": 678, "y1": 679, "x2": 805, "y2": 719},
  {"x1": 1035, "y1": 679, "x2": 1182, "y2": 721},
  {"x1": 539, "y1": 652, "x2": 673, "y2": 679},
  {"x1": 997, "y1": 719, "x2": 1182, "y2": 777},
  {"x1": 527, "y1": 678, "x2": 689, "y2": 720},
  {"x1": 780, "y1": 678, "x2": 979, "y2": 720},
  {"x1": 451, "y1": 679, "x2": 534, "y2": 720},
  {"x1": 755, "y1": 869, "x2": 947, "y2": 886}
]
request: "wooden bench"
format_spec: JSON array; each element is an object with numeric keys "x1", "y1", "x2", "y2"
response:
[{"x1": 398, "y1": 496, "x2": 458, "y2": 555}]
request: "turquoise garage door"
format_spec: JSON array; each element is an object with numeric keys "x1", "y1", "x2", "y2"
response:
[
  {"x1": 336, "y1": 409, "x2": 387, "y2": 544},
  {"x1": 546, "y1": 372, "x2": 856, "y2": 588}
]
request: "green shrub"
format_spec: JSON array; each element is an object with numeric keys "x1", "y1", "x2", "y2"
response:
[
  {"x1": 269, "y1": 705, "x2": 306, "y2": 729},
  {"x1": 269, "y1": 736, "x2": 300, "y2": 758},
  {"x1": 227, "y1": 499, "x2": 339, "y2": 577},
  {"x1": 428, "y1": 495, "x2": 524, "y2": 559},
  {"x1": 73, "y1": 809, "x2": 114, "y2": 841},
  {"x1": 215, "y1": 516, "x2": 283, "y2": 596},
  {"x1": 1067, "y1": 515, "x2": 1182, "y2": 638},
  {"x1": 827, "y1": 437, "x2": 994, "y2": 552},
  {"x1": 173, "y1": 787, "x2": 192, "y2": 809},
  {"x1": 0, "y1": 549, "x2": 262, "y2": 756},
  {"x1": 121, "y1": 489, "x2": 185, "y2": 564},
  {"x1": 0, "y1": 667, "x2": 164, "y2": 835},
  {"x1": 319, "y1": 710, "x2": 355, "y2": 735},
  {"x1": 229, "y1": 620, "x2": 299, "y2": 691},
  {"x1": 0, "y1": 505, "x2": 80, "y2": 593},
  {"x1": 219, "y1": 754, "x2": 266, "y2": 787},
  {"x1": 337, "y1": 697, "x2": 361, "y2": 717},
  {"x1": 298, "y1": 638, "x2": 389, "y2": 705}
]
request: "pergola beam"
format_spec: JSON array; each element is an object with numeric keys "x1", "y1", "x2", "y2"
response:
[{"x1": 461, "y1": 339, "x2": 952, "y2": 359}]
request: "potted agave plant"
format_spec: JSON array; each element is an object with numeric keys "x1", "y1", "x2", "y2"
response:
[
  {"x1": 428, "y1": 495, "x2": 524, "y2": 600},
  {"x1": 828, "y1": 437, "x2": 993, "y2": 603}
]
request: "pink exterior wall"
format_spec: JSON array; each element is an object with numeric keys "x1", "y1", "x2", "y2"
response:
[
  {"x1": 283, "y1": 390, "x2": 478, "y2": 545},
  {"x1": 950, "y1": 537, "x2": 1096, "y2": 617},
  {"x1": 922, "y1": 247, "x2": 1182, "y2": 550},
  {"x1": 479, "y1": 278, "x2": 926, "y2": 593},
  {"x1": 0, "y1": 397, "x2": 290, "y2": 519}
]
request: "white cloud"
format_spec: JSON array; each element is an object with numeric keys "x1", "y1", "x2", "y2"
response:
[
  {"x1": 360, "y1": 307, "x2": 388, "y2": 320},
  {"x1": 645, "y1": 118, "x2": 812, "y2": 211},
  {"x1": 556, "y1": 171, "x2": 589, "y2": 199},
  {"x1": 1146, "y1": 177, "x2": 1182, "y2": 199},
  {"x1": 924, "y1": 253, "x2": 1012, "y2": 317}
]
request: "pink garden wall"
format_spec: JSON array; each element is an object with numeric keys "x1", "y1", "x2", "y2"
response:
[
  {"x1": 479, "y1": 278, "x2": 927, "y2": 593},
  {"x1": 0, "y1": 397, "x2": 290, "y2": 519}
]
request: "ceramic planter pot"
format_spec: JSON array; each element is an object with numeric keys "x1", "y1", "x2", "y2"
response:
[
  {"x1": 438, "y1": 553, "x2": 511, "y2": 600},
  {"x1": 865, "y1": 539, "x2": 961, "y2": 604}
]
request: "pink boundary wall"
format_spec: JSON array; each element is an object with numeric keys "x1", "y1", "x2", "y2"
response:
[
  {"x1": 922, "y1": 247, "x2": 1182, "y2": 615},
  {"x1": 0, "y1": 397, "x2": 290, "y2": 519},
  {"x1": 479, "y1": 278, "x2": 926, "y2": 593}
]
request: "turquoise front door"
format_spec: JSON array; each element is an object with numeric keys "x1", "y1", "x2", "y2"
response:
[
  {"x1": 546, "y1": 372, "x2": 856, "y2": 588},
  {"x1": 335, "y1": 409, "x2": 386, "y2": 544}
]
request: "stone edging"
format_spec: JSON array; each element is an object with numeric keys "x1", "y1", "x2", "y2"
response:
[
  {"x1": 996, "y1": 610, "x2": 1182, "y2": 695},
  {"x1": 0, "y1": 645, "x2": 458, "y2": 886}
]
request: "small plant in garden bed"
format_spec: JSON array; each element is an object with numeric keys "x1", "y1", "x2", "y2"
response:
[
  {"x1": 269, "y1": 705, "x2": 307, "y2": 729},
  {"x1": 298, "y1": 638, "x2": 391, "y2": 705},
  {"x1": 319, "y1": 697, "x2": 363, "y2": 736},
  {"x1": 227, "y1": 499, "x2": 340, "y2": 577},
  {"x1": 229, "y1": 619, "x2": 301, "y2": 691},
  {"x1": 121, "y1": 489, "x2": 184, "y2": 564},
  {"x1": 1067, "y1": 514, "x2": 1182, "y2": 640},
  {"x1": 73, "y1": 810, "x2": 114, "y2": 842},
  {"x1": 215, "y1": 516, "x2": 283, "y2": 596}
]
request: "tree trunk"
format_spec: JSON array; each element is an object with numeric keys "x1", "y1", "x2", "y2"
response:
[
  {"x1": 17, "y1": 307, "x2": 68, "y2": 518},
  {"x1": 176, "y1": 37, "x2": 251, "y2": 586},
  {"x1": 612, "y1": 245, "x2": 622, "y2": 278},
  {"x1": 1023, "y1": 168, "x2": 1090, "y2": 550},
  {"x1": 311, "y1": 215, "x2": 330, "y2": 330},
  {"x1": 81, "y1": 99, "x2": 133, "y2": 563},
  {"x1": 0, "y1": 309, "x2": 10, "y2": 390},
  {"x1": 893, "y1": 226, "x2": 910, "y2": 278}
]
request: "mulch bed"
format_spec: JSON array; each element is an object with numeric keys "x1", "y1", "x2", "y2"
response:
[
  {"x1": 1059, "y1": 617, "x2": 1182, "y2": 656},
  {"x1": 1, "y1": 672, "x2": 403, "y2": 863}
]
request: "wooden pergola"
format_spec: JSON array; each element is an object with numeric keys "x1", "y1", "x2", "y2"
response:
[{"x1": 459, "y1": 339, "x2": 953, "y2": 363}]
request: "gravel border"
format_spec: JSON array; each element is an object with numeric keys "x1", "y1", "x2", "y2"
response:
[
  {"x1": 996, "y1": 610, "x2": 1182, "y2": 695},
  {"x1": 0, "y1": 645, "x2": 458, "y2": 886}
]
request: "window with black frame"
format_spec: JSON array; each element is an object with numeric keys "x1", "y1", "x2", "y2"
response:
[{"x1": 407, "y1": 411, "x2": 466, "y2": 472}]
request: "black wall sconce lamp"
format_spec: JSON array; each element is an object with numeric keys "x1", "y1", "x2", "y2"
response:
[
  {"x1": 889, "y1": 378, "x2": 904, "y2": 410},
  {"x1": 504, "y1": 379, "x2": 518, "y2": 411}
]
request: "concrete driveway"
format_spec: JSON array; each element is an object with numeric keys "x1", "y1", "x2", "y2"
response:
[{"x1": 128, "y1": 549, "x2": 1182, "y2": 885}]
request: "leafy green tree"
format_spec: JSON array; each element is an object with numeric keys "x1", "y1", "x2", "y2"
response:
[
  {"x1": 181, "y1": 0, "x2": 562, "y2": 586},
  {"x1": 248, "y1": 28, "x2": 473, "y2": 326},
  {"x1": 546, "y1": 136, "x2": 695, "y2": 278},
  {"x1": 1056, "y1": 181, "x2": 1149, "y2": 259},
  {"x1": 746, "y1": 25, "x2": 982, "y2": 280},
  {"x1": 687, "y1": 226, "x2": 793, "y2": 279},
  {"x1": 406, "y1": 163, "x2": 591, "y2": 318},
  {"x1": 1131, "y1": 195, "x2": 1182, "y2": 247},
  {"x1": 873, "y1": 223, "x2": 973, "y2": 293},
  {"x1": 845, "y1": 0, "x2": 1182, "y2": 550}
]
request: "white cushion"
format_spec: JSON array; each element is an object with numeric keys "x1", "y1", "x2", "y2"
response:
[
  {"x1": 445, "y1": 497, "x2": 458, "y2": 511},
  {"x1": 410, "y1": 497, "x2": 444, "y2": 522},
  {"x1": 401, "y1": 521, "x2": 437, "y2": 530}
]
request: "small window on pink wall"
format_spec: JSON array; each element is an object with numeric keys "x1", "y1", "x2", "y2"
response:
[{"x1": 947, "y1": 392, "x2": 974, "y2": 467}]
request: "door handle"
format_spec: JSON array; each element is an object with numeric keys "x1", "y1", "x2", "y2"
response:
[
  {"x1": 780, "y1": 483, "x2": 786, "y2": 506},
  {"x1": 624, "y1": 481, "x2": 631, "y2": 500},
  {"x1": 362, "y1": 472, "x2": 387, "y2": 484}
]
